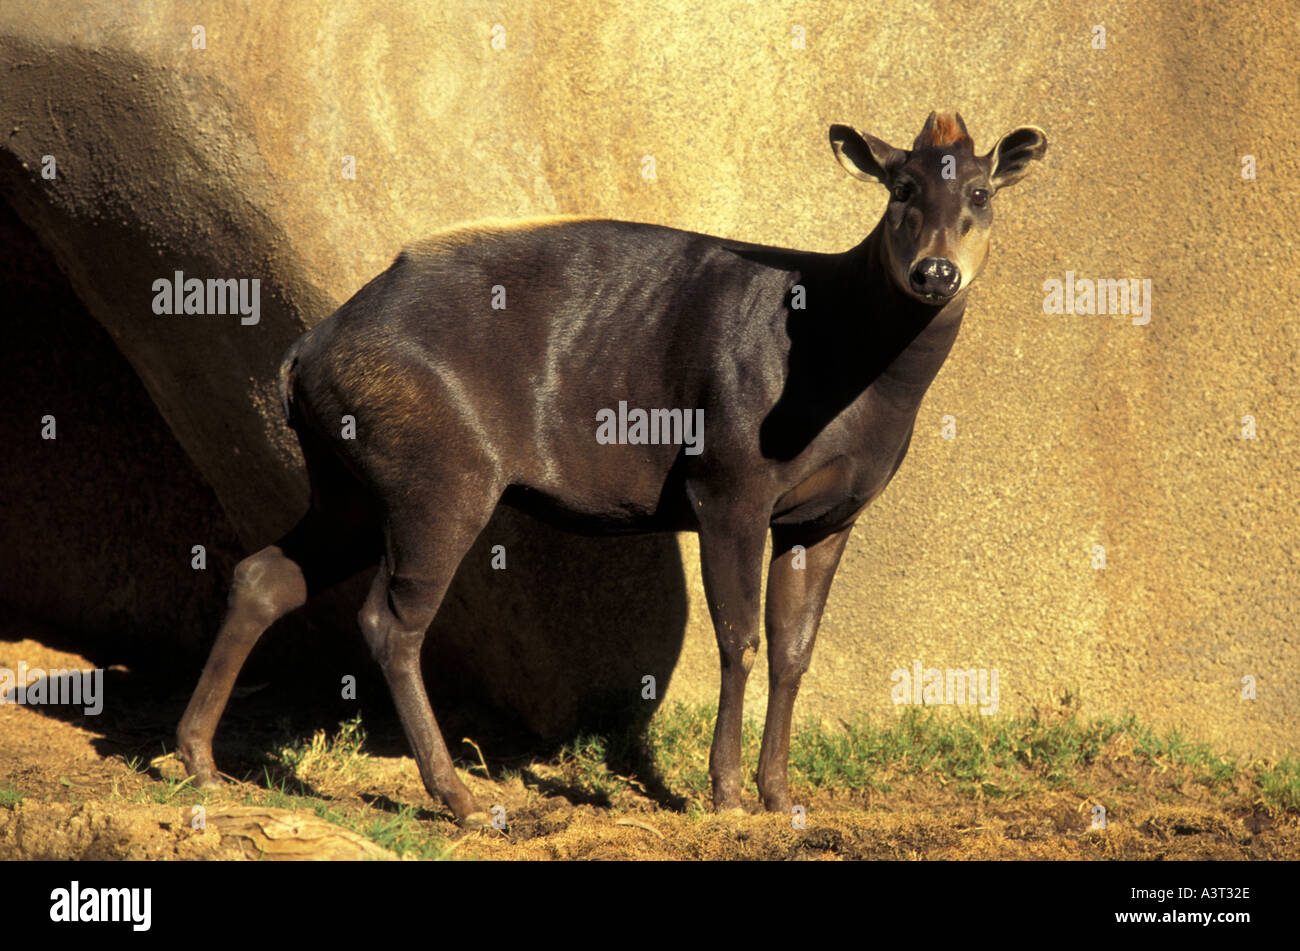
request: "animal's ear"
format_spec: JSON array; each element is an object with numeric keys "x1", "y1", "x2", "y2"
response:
[
  {"x1": 830, "y1": 124, "x2": 905, "y2": 184},
  {"x1": 983, "y1": 126, "x2": 1048, "y2": 190}
]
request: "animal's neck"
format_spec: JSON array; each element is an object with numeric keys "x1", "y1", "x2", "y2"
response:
[
  {"x1": 833, "y1": 222, "x2": 966, "y2": 406},
  {"x1": 751, "y1": 225, "x2": 969, "y2": 462}
]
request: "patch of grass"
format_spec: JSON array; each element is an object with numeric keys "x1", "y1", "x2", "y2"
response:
[
  {"x1": 363, "y1": 804, "x2": 449, "y2": 859},
  {"x1": 105, "y1": 717, "x2": 451, "y2": 858},
  {"x1": 791, "y1": 707, "x2": 1056, "y2": 798},
  {"x1": 0, "y1": 786, "x2": 23, "y2": 809},
  {"x1": 253, "y1": 767, "x2": 309, "y2": 809},
  {"x1": 258, "y1": 715, "x2": 450, "y2": 858},
  {"x1": 787, "y1": 717, "x2": 887, "y2": 794},
  {"x1": 640, "y1": 703, "x2": 765, "y2": 804},
  {"x1": 1122, "y1": 717, "x2": 1237, "y2": 788},
  {"x1": 224, "y1": 772, "x2": 452, "y2": 859},
  {"x1": 128, "y1": 772, "x2": 208, "y2": 807},
  {"x1": 553, "y1": 734, "x2": 622, "y2": 801},
  {"x1": 797, "y1": 707, "x2": 1214, "y2": 800},
  {"x1": 645, "y1": 702, "x2": 715, "y2": 798},
  {"x1": 277, "y1": 712, "x2": 371, "y2": 793},
  {"x1": 1257, "y1": 758, "x2": 1300, "y2": 813},
  {"x1": 641, "y1": 701, "x2": 1300, "y2": 815},
  {"x1": 298, "y1": 799, "x2": 450, "y2": 860},
  {"x1": 788, "y1": 707, "x2": 1240, "y2": 801},
  {"x1": 230, "y1": 773, "x2": 451, "y2": 858},
  {"x1": 539, "y1": 706, "x2": 763, "y2": 807}
]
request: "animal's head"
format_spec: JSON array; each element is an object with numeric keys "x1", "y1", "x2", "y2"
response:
[{"x1": 830, "y1": 112, "x2": 1047, "y2": 305}]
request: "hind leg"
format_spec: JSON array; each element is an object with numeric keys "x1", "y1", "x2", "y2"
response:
[
  {"x1": 178, "y1": 458, "x2": 379, "y2": 786},
  {"x1": 356, "y1": 490, "x2": 500, "y2": 827}
]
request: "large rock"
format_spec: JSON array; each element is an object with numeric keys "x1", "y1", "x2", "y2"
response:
[{"x1": 0, "y1": 2, "x2": 1295, "y2": 754}]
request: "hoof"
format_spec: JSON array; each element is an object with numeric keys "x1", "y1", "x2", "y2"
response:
[
  {"x1": 716, "y1": 805, "x2": 748, "y2": 818},
  {"x1": 178, "y1": 749, "x2": 224, "y2": 790},
  {"x1": 179, "y1": 756, "x2": 224, "y2": 790},
  {"x1": 459, "y1": 811, "x2": 491, "y2": 830}
]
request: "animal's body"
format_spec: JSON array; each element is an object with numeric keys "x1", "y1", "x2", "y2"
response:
[{"x1": 179, "y1": 112, "x2": 1047, "y2": 826}]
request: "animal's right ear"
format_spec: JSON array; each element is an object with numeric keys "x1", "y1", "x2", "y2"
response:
[{"x1": 829, "y1": 124, "x2": 904, "y2": 184}]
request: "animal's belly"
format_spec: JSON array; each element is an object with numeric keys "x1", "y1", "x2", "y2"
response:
[
  {"x1": 500, "y1": 486, "x2": 695, "y2": 535},
  {"x1": 501, "y1": 447, "x2": 696, "y2": 535}
]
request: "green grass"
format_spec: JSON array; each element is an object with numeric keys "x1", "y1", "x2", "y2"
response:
[
  {"x1": 787, "y1": 706, "x2": 1133, "y2": 797},
  {"x1": 277, "y1": 712, "x2": 370, "y2": 787},
  {"x1": 0, "y1": 786, "x2": 23, "y2": 809},
  {"x1": 1124, "y1": 717, "x2": 1239, "y2": 789},
  {"x1": 102, "y1": 703, "x2": 1298, "y2": 859},
  {"x1": 1256, "y1": 759, "x2": 1300, "y2": 812},
  {"x1": 107, "y1": 717, "x2": 453, "y2": 859},
  {"x1": 553, "y1": 733, "x2": 621, "y2": 800},
  {"x1": 644, "y1": 701, "x2": 764, "y2": 802},
  {"x1": 259, "y1": 713, "x2": 450, "y2": 858},
  {"x1": 640, "y1": 701, "x2": 1300, "y2": 814},
  {"x1": 125, "y1": 768, "x2": 203, "y2": 806}
]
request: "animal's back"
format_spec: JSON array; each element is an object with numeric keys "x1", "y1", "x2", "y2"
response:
[
  {"x1": 297, "y1": 215, "x2": 787, "y2": 389},
  {"x1": 282, "y1": 216, "x2": 803, "y2": 527}
]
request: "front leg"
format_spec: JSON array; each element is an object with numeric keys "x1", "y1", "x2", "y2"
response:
[
  {"x1": 695, "y1": 497, "x2": 770, "y2": 812},
  {"x1": 756, "y1": 522, "x2": 854, "y2": 812}
]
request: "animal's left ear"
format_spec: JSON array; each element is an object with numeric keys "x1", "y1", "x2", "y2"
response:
[{"x1": 983, "y1": 126, "x2": 1048, "y2": 190}]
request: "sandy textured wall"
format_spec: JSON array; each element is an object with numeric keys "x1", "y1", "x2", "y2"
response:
[{"x1": 1, "y1": 2, "x2": 1295, "y2": 752}]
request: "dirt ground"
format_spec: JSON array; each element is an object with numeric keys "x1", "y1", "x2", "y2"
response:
[{"x1": 1, "y1": 638, "x2": 1294, "y2": 861}]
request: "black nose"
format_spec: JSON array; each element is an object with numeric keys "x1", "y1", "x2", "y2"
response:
[{"x1": 909, "y1": 257, "x2": 961, "y2": 299}]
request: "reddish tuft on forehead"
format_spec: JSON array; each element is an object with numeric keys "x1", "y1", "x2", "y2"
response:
[{"x1": 913, "y1": 112, "x2": 973, "y2": 150}]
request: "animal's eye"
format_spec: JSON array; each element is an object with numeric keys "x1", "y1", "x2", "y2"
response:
[
  {"x1": 891, "y1": 182, "x2": 913, "y2": 202},
  {"x1": 971, "y1": 188, "x2": 989, "y2": 207}
]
